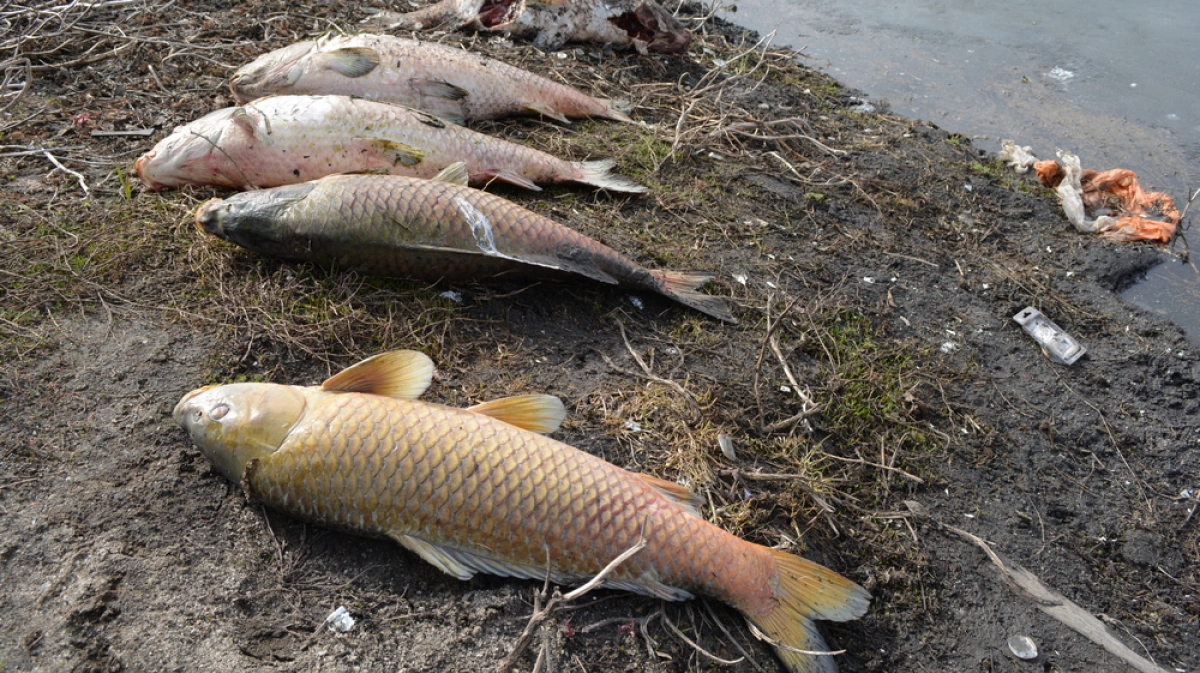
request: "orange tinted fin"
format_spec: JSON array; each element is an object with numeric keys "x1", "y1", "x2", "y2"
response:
[
  {"x1": 468, "y1": 394, "x2": 566, "y2": 434},
  {"x1": 637, "y1": 473, "x2": 703, "y2": 517},
  {"x1": 745, "y1": 549, "x2": 870, "y2": 673},
  {"x1": 321, "y1": 350, "x2": 434, "y2": 399}
]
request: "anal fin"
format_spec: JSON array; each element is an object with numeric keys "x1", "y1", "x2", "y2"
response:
[
  {"x1": 637, "y1": 473, "x2": 704, "y2": 517},
  {"x1": 524, "y1": 102, "x2": 570, "y2": 124}
]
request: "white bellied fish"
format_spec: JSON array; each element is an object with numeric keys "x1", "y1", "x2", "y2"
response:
[
  {"x1": 370, "y1": 0, "x2": 692, "y2": 54},
  {"x1": 174, "y1": 349, "x2": 870, "y2": 673},
  {"x1": 230, "y1": 33, "x2": 632, "y2": 123},
  {"x1": 194, "y1": 166, "x2": 732, "y2": 322},
  {"x1": 134, "y1": 95, "x2": 645, "y2": 193}
]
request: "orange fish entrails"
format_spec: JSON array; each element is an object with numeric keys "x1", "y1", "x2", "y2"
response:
[{"x1": 174, "y1": 351, "x2": 869, "y2": 672}]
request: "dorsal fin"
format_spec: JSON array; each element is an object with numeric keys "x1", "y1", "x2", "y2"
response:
[
  {"x1": 321, "y1": 350, "x2": 434, "y2": 399},
  {"x1": 467, "y1": 394, "x2": 566, "y2": 434},
  {"x1": 432, "y1": 162, "x2": 470, "y2": 186},
  {"x1": 638, "y1": 473, "x2": 704, "y2": 517}
]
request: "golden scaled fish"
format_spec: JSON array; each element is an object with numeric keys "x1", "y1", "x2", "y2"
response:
[
  {"x1": 174, "y1": 350, "x2": 870, "y2": 673},
  {"x1": 193, "y1": 165, "x2": 734, "y2": 322},
  {"x1": 230, "y1": 33, "x2": 632, "y2": 124},
  {"x1": 370, "y1": 0, "x2": 692, "y2": 55},
  {"x1": 134, "y1": 95, "x2": 645, "y2": 193}
]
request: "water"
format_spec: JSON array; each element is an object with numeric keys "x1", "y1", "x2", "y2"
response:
[{"x1": 721, "y1": 0, "x2": 1200, "y2": 339}]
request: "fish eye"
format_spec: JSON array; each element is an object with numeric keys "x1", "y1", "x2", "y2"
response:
[{"x1": 210, "y1": 403, "x2": 231, "y2": 420}]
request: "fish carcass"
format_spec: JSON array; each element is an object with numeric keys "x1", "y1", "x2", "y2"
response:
[
  {"x1": 175, "y1": 349, "x2": 870, "y2": 672},
  {"x1": 193, "y1": 166, "x2": 732, "y2": 322},
  {"x1": 230, "y1": 33, "x2": 632, "y2": 123},
  {"x1": 370, "y1": 0, "x2": 692, "y2": 54},
  {"x1": 134, "y1": 95, "x2": 645, "y2": 193}
]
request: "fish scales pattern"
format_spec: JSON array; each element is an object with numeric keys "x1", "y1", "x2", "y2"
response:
[
  {"x1": 285, "y1": 174, "x2": 659, "y2": 288},
  {"x1": 247, "y1": 392, "x2": 774, "y2": 609}
]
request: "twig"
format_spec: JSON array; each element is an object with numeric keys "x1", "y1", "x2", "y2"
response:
[
  {"x1": 495, "y1": 538, "x2": 647, "y2": 673},
  {"x1": 42, "y1": 150, "x2": 89, "y2": 197},
  {"x1": 702, "y1": 600, "x2": 765, "y2": 672},
  {"x1": 661, "y1": 609, "x2": 743, "y2": 666},
  {"x1": 817, "y1": 451, "x2": 925, "y2": 484},
  {"x1": 612, "y1": 319, "x2": 702, "y2": 423}
]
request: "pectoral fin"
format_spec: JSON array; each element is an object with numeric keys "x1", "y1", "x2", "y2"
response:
[
  {"x1": 468, "y1": 394, "x2": 566, "y2": 433},
  {"x1": 321, "y1": 350, "x2": 434, "y2": 399},
  {"x1": 318, "y1": 47, "x2": 381, "y2": 78}
]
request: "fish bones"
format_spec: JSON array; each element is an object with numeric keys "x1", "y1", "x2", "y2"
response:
[{"x1": 174, "y1": 349, "x2": 870, "y2": 672}]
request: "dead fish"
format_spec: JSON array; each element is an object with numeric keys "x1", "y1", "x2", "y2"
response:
[
  {"x1": 174, "y1": 349, "x2": 870, "y2": 672},
  {"x1": 230, "y1": 33, "x2": 632, "y2": 123},
  {"x1": 134, "y1": 95, "x2": 645, "y2": 193},
  {"x1": 370, "y1": 0, "x2": 692, "y2": 54},
  {"x1": 193, "y1": 165, "x2": 733, "y2": 322}
]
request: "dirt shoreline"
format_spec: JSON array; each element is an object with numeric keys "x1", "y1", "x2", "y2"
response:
[{"x1": 1, "y1": 2, "x2": 1197, "y2": 672}]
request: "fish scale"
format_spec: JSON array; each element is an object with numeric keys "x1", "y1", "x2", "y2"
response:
[
  {"x1": 196, "y1": 172, "x2": 736, "y2": 322},
  {"x1": 175, "y1": 351, "x2": 869, "y2": 672},
  {"x1": 248, "y1": 392, "x2": 743, "y2": 602}
]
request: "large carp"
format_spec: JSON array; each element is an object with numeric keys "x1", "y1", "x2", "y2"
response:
[
  {"x1": 369, "y1": 0, "x2": 692, "y2": 54},
  {"x1": 134, "y1": 95, "x2": 645, "y2": 192},
  {"x1": 230, "y1": 33, "x2": 632, "y2": 123},
  {"x1": 174, "y1": 349, "x2": 870, "y2": 673},
  {"x1": 193, "y1": 166, "x2": 733, "y2": 322}
]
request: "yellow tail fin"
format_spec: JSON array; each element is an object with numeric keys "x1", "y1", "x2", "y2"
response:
[{"x1": 746, "y1": 549, "x2": 870, "y2": 673}]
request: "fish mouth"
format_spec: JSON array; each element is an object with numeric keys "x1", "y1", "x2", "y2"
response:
[
  {"x1": 173, "y1": 385, "x2": 217, "y2": 426},
  {"x1": 134, "y1": 153, "x2": 166, "y2": 191},
  {"x1": 195, "y1": 199, "x2": 226, "y2": 234}
]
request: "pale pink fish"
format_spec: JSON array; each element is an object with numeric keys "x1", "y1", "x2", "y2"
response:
[
  {"x1": 229, "y1": 33, "x2": 632, "y2": 124},
  {"x1": 369, "y1": 0, "x2": 692, "y2": 54},
  {"x1": 134, "y1": 95, "x2": 645, "y2": 192}
]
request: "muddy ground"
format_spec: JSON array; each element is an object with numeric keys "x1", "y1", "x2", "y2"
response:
[{"x1": 1, "y1": 1, "x2": 1197, "y2": 672}]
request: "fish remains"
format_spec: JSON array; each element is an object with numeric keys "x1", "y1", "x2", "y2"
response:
[
  {"x1": 368, "y1": 0, "x2": 692, "y2": 54},
  {"x1": 175, "y1": 350, "x2": 870, "y2": 673},
  {"x1": 193, "y1": 165, "x2": 733, "y2": 322},
  {"x1": 231, "y1": 33, "x2": 632, "y2": 124},
  {"x1": 135, "y1": 95, "x2": 645, "y2": 192}
]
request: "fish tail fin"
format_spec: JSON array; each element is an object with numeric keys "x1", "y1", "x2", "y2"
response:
[
  {"x1": 744, "y1": 549, "x2": 870, "y2": 673},
  {"x1": 594, "y1": 98, "x2": 634, "y2": 123},
  {"x1": 649, "y1": 269, "x2": 737, "y2": 323},
  {"x1": 571, "y1": 159, "x2": 648, "y2": 194}
]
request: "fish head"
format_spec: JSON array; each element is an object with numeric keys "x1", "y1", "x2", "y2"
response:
[
  {"x1": 174, "y1": 382, "x2": 309, "y2": 483},
  {"x1": 610, "y1": 0, "x2": 691, "y2": 54},
  {"x1": 194, "y1": 183, "x2": 316, "y2": 259},
  {"x1": 230, "y1": 40, "x2": 320, "y2": 103},
  {"x1": 135, "y1": 107, "x2": 244, "y2": 190}
]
